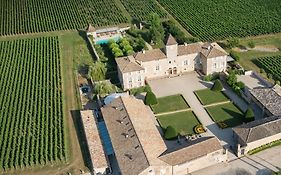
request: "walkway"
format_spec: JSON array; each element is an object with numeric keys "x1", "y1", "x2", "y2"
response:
[
  {"x1": 155, "y1": 108, "x2": 191, "y2": 116},
  {"x1": 148, "y1": 72, "x2": 235, "y2": 146}
]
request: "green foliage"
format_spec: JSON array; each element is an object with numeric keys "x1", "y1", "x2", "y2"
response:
[
  {"x1": 256, "y1": 55, "x2": 281, "y2": 82},
  {"x1": 248, "y1": 139, "x2": 281, "y2": 155},
  {"x1": 203, "y1": 73, "x2": 219, "y2": 82},
  {"x1": 260, "y1": 68, "x2": 265, "y2": 73},
  {"x1": 95, "y1": 44, "x2": 108, "y2": 62},
  {"x1": 94, "y1": 81, "x2": 118, "y2": 97},
  {"x1": 244, "y1": 107, "x2": 255, "y2": 122},
  {"x1": 129, "y1": 85, "x2": 151, "y2": 95},
  {"x1": 0, "y1": 0, "x2": 128, "y2": 35},
  {"x1": 211, "y1": 79, "x2": 223, "y2": 91},
  {"x1": 148, "y1": 13, "x2": 165, "y2": 45},
  {"x1": 89, "y1": 61, "x2": 107, "y2": 81},
  {"x1": 119, "y1": 0, "x2": 168, "y2": 21},
  {"x1": 248, "y1": 41, "x2": 255, "y2": 48},
  {"x1": 144, "y1": 91, "x2": 158, "y2": 105},
  {"x1": 0, "y1": 37, "x2": 66, "y2": 168},
  {"x1": 227, "y1": 37, "x2": 240, "y2": 49},
  {"x1": 158, "y1": 0, "x2": 281, "y2": 40},
  {"x1": 164, "y1": 126, "x2": 177, "y2": 140},
  {"x1": 236, "y1": 81, "x2": 245, "y2": 90},
  {"x1": 227, "y1": 71, "x2": 237, "y2": 87},
  {"x1": 275, "y1": 80, "x2": 280, "y2": 85},
  {"x1": 230, "y1": 51, "x2": 240, "y2": 61}
]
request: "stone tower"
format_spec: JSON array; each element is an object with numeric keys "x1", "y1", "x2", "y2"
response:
[{"x1": 164, "y1": 34, "x2": 178, "y2": 58}]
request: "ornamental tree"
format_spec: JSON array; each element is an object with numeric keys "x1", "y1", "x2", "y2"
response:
[
  {"x1": 211, "y1": 79, "x2": 223, "y2": 91},
  {"x1": 244, "y1": 107, "x2": 255, "y2": 122},
  {"x1": 144, "y1": 91, "x2": 157, "y2": 105},
  {"x1": 164, "y1": 126, "x2": 177, "y2": 140}
]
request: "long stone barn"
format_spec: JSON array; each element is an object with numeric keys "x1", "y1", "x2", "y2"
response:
[{"x1": 100, "y1": 95, "x2": 227, "y2": 175}]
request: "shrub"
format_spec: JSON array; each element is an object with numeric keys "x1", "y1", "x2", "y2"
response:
[
  {"x1": 244, "y1": 107, "x2": 254, "y2": 122},
  {"x1": 237, "y1": 81, "x2": 245, "y2": 90},
  {"x1": 227, "y1": 71, "x2": 237, "y2": 87},
  {"x1": 164, "y1": 126, "x2": 177, "y2": 140},
  {"x1": 248, "y1": 41, "x2": 255, "y2": 48},
  {"x1": 144, "y1": 91, "x2": 157, "y2": 105},
  {"x1": 260, "y1": 68, "x2": 265, "y2": 73},
  {"x1": 230, "y1": 50, "x2": 240, "y2": 61},
  {"x1": 227, "y1": 37, "x2": 239, "y2": 49},
  {"x1": 275, "y1": 80, "x2": 280, "y2": 85},
  {"x1": 267, "y1": 73, "x2": 273, "y2": 80},
  {"x1": 211, "y1": 79, "x2": 223, "y2": 91}
]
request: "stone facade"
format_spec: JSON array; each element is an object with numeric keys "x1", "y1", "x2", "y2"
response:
[{"x1": 116, "y1": 35, "x2": 228, "y2": 90}]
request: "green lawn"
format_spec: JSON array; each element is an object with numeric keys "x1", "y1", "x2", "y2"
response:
[
  {"x1": 194, "y1": 89, "x2": 229, "y2": 105},
  {"x1": 205, "y1": 103, "x2": 244, "y2": 128},
  {"x1": 151, "y1": 94, "x2": 189, "y2": 114},
  {"x1": 156, "y1": 111, "x2": 200, "y2": 136}
]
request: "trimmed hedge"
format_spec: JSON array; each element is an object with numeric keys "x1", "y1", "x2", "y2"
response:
[
  {"x1": 164, "y1": 126, "x2": 177, "y2": 140},
  {"x1": 244, "y1": 107, "x2": 254, "y2": 122},
  {"x1": 144, "y1": 91, "x2": 158, "y2": 105},
  {"x1": 211, "y1": 79, "x2": 223, "y2": 91}
]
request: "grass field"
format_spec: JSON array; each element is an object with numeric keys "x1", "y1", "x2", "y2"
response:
[
  {"x1": 158, "y1": 0, "x2": 281, "y2": 41},
  {"x1": 194, "y1": 89, "x2": 229, "y2": 105},
  {"x1": 0, "y1": 0, "x2": 129, "y2": 35},
  {"x1": 0, "y1": 37, "x2": 66, "y2": 170},
  {"x1": 151, "y1": 94, "x2": 189, "y2": 114},
  {"x1": 205, "y1": 103, "x2": 244, "y2": 128},
  {"x1": 157, "y1": 111, "x2": 200, "y2": 136}
]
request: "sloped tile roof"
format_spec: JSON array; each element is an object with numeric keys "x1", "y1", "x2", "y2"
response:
[
  {"x1": 200, "y1": 42, "x2": 227, "y2": 59},
  {"x1": 159, "y1": 137, "x2": 222, "y2": 165},
  {"x1": 249, "y1": 85, "x2": 281, "y2": 116},
  {"x1": 87, "y1": 24, "x2": 96, "y2": 33},
  {"x1": 165, "y1": 34, "x2": 178, "y2": 46},
  {"x1": 178, "y1": 42, "x2": 203, "y2": 56},
  {"x1": 233, "y1": 116, "x2": 281, "y2": 144},
  {"x1": 101, "y1": 96, "x2": 168, "y2": 175},
  {"x1": 80, "y1": 110, "x2": 108, "y2": 169},
  {"x1": 134, "y1": 49, "x2": 167, "y2": 62},
  {"x1": 116, "y1": 56, "x2": 144, "y2": 73}
]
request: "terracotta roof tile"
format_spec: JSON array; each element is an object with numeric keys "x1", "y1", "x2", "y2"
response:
[
  {"x1": 116, "y1": 56, "x2": 144, "y2": 73},
  {"x1": 159, "y1": 137, "x2": 222, "y2": 165},
  {"x1": 80, "y1": 110, "x2": 108, "y2": 169},
  {"x1": 134, "y1": 49, "x2": 167, "y2": 62},
  {"x1": 165, "y1": 34, "x2": 177, "y2": 46}
]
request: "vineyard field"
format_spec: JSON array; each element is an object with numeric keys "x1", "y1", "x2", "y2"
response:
[
  {"x1": 256, "y1": 55, "x2": 281, "y2": 81},
  {"x1": 0, "y1": 37, "x2": 66, "y2": 169},
  {"x1": 158, "y1": 0, "x2": 281, "y2": 41},
  {"x1": 0, "y1": 0, "x2": 129, "y2": 36},
  {"x1": 120, "y1": 0, "x2": 168, "y2": 21}
]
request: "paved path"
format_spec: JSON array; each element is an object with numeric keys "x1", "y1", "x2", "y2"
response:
[
  {"x1": 203, "y1": 100, "x2": 230, "y2": 108},
  {"x1": 155, "y1": 108, "x2": 191, "y2": 116},
  {"x1": 148, "y1": 72, "x2": 235, "y2": 146}
]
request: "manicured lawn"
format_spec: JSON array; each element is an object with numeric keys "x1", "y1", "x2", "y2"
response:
[
  {"x1": 151, "y1": 94, "x2": 189, "y2": 114},
  {"x1": 205, "y1": 102, "x2": 244, "y2": 128},
  {"x1": 156, "y1": 111, "x2": 200, "y2": 136},
  {"x1": 194, "y1": 89, "x2": 229, "y2": 105}
]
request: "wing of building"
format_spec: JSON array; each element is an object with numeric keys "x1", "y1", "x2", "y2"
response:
[
  {"x1": 233, "y1": 115, "x2": 281, "y2": 157},
  {"x1": 100, "y1": 96, "x2": 227, "y2": 174},
  {"x1": 80, "y1": 110, "x2": 109, "y2": 174},
  {"x1": 249, "y1": 84, "x2": 281, "y2": 116},
  {"x1": 116, "y1": 34, "x2": 228, "y2": 90}
]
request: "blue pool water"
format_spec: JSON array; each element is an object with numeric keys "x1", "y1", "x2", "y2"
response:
[{"x1": 95, "y1": 35, "x2": 121, "y2": 45}]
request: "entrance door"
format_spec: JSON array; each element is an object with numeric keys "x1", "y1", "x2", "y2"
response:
[
  {"x1": 173, "y1": 67, "x2": 177, "y2": 74},
  {"x1": 168, "y1": 68, "x2": 172, "y2": 74}
]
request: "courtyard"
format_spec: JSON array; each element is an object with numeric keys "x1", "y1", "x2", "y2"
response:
[{"x1": 147, "y1": 72, "x2": 247, "y2": 146}]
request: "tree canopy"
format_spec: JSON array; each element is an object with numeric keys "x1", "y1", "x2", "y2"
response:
[
  {"x1": 148, "y1": 13, "x2": 164, "y2": 45},
  {"x1": 244, "y1": 107, "x2": 254, "y2": 122},
  {"x1": 211, "y1": 79, "x2": 223, "y2": 91},
  {"x1": 89, "y1": 61, "x2": 106, "y2": 81},
  {"x1": 94, "y1": 81, "x2": 118, "y2": 97}
]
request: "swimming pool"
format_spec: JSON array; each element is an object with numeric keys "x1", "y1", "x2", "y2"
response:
[{"x1": 95, "y1": 35, "x2": 121, "y2": 45}]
